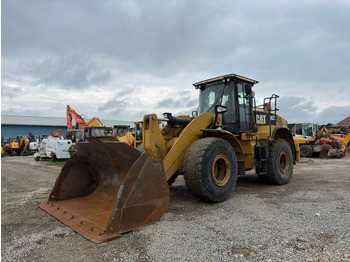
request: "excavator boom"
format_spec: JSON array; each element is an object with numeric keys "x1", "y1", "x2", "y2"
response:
[{"x1": 66, "y1": 105, "x2": 87, "y2": 130}]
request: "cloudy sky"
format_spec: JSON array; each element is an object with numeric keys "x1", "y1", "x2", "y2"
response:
[{"x1": 2, "y1": 0, "x2": 350, "y2": 124}]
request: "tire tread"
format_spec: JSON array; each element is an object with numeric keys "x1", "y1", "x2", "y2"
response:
[{"x1": 183, "y1": 137, "x2": 237, "y2": 202}]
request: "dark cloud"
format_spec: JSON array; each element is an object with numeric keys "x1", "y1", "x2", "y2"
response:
[
  {"x1": 97, "y1": 88, "x2": 144, "y2": 120},
  {"x1": 278, "y1": 97, "x2": 317, "y2": 123},
  {"x1": 4, "y1": 1, "x2": 350, "y2": 80},
  {"x1": 316, "y1": 106, "x2": 350, "y2": 124},
  {"x1": 2, "y1": 1, "x2": 350, "y2": 121},
  {"x1": 156, "y1": 97, "x2": 197, "y2": 109},
  {"x1": 98, "y1": 101, "x2": 148, "y2": 121},
  {"x1": 278, "y1": 96, "x2": 350, "y2": 125},
  {"x1": 156, "y1": 98, "x2": 177, "y2": 108},
  {"x1": 156, "y1": 90, "x2": 197, "y2": 108},
  {"x1": 97, "y1": 87, "x2": 198, "y2": 120},
  {"x1": 16, "y1": 54, "x2": 111, "y2": 89}
]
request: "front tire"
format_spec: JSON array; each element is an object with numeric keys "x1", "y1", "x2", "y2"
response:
[
  {"x1": 300, "y1": 145, "x2": 312, "y2": 157},
  {"x1": 183, "y1": 138, "x2": 238, "y2": 202},
  {"x1": 260, "y1": 139, "x2": 293, "y2": 185}
]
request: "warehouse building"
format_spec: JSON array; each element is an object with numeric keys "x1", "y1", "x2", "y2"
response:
[{"x1": 1, "y1": 115, "x2": 133, "y2": 140}]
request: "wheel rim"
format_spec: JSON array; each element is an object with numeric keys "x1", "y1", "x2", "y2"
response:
[
  {"x1": 211, "y1": 154, "x2": 231, "y2": 186},
  {"x1": 278, "y1": 151, "x2": 290, "y2": 175}
]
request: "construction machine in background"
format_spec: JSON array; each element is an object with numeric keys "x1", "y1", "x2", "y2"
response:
[
  {"x1": 1, "y1": 136, "x2": 5, "y2": 157},
  {"x1": 3, "y1": 135, "x2": 31, "y2": 156},
  {"x1": 18, "y1": 135, "x2": 31, "y2": 155},
  {"x1": 293, "y1": 124, "x2": 349, "y2": 158},
  {"x1": 332, "y1": 130, "x2": 350, "y2": 156},
  {"x1": 112, "y1": 125, "x2": 131, "y2": 137},
  {"x1": 2, "y1": 134, "x2": 37, "y2": 156},
  {"x1": 40, "y1": 73, "x2": 299, "y2": 243},
  {"x1": 288, "y1": 122, "x2": 320, "y2": 157},
  {"x1": 66, "y1": 105, "x2": 108, "y2": 142},
  {"x1": 27, "y1": 132, "x2": 40, "y2": 153},
  {"x1": 288, "y1": 123, "x2": 318, "y2": 140},
  {"x1": 29, "y1": 134, "x2": 49, "y2": 153},
  {"x1": 66, "y1": 105, "x2": 104, "y2": 130},
  {"x1": 66, "y1": 105, "x2": 116, "y2": 155},
  {"x1": 34, "y1": 130, "x2": 73, "y2": 161},
  {"x1": 116, "y1": 121, "x2": 143, "y2": 149},
  {"x1": 7, "y1": 137, "x2": 20, "y2": 155}
]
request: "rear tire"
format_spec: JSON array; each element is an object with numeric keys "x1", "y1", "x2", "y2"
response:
[
  {"x1": 260, "y1": 139, "x2": 293, "y2": 185},
  {"x1": 183, "y1": 138, "x2": 238, "y2": 203}
]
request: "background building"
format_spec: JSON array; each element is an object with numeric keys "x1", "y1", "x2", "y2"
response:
[
  {"x1": 1, "y1": 115, "x2": 133, "y2": 140},
  {"x1": 337, "y1": 116, "x2": 350, "y2": 127}
]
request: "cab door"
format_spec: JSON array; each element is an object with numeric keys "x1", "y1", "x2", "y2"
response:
[{"x1": 237, "y1": 83, "x2": 252, "y2": 132}]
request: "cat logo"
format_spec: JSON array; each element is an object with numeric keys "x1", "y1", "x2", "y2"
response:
[{"x1": 256, "y1": 114, "x2": 266, "y2": 124}]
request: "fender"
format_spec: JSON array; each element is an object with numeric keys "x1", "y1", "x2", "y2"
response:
[{"x1": 201, "y1": 129, "x2": 245, "y2": 162}]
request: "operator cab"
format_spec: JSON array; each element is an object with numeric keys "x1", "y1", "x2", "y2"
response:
[{"x1": 194, "y1": 74, "x2": 258, "y2": 133}]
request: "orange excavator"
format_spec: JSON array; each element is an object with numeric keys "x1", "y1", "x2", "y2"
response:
[
  {"x1": 67, "y1": 105, "x2": 87, "y2": 130},
  {"x1": 66, "y1": 105, "x2": 105, "y2": 130},
  {"x1": 66, "y1": 105, "x2": 107, "y2": 142}
]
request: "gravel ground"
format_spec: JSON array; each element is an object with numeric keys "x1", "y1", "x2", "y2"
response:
[{"x1": 1, "y1": 153, "x2": 350, "y2": 262}]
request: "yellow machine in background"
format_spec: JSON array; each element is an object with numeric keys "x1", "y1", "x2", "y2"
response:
[
  {"x1": 19, "y1": 135, "x2": 30, "y2": 154},
  {"x1": 85, "y1": 117, "x2": 104, "y2": 127},
  {"x1": 116, "y1": 121, "x2": 143, "y2": 149},
  {"x1": 66, "y1": 105, "x2": 108, "y2": 142},
  {"x1": 41, "y1": 73, "x2": 299, "y2": 243},
  {"x1": 292, "y1": 124, "x2": 349, "y2": 158},
  {"x1": 4, "y1": 135, "x2": 31, "y2": 156},
  {"x1": 9, "y1": 138, "x2": 20, "y2": 154},
  {"x1": 112, "y1": 125, "x2": 130, "y2": 137}
]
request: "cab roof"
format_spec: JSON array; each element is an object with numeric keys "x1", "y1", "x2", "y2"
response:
[{"x1": 193, "y1": 73, "x2": 259, "y2": 89}]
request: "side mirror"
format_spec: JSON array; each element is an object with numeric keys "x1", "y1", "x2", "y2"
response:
[
  {"x1": 163, "y1": 112, "x2": 172, "y2": 119},
  {"x1": 212, "y1": 105, "x2": 227, "y2": 129},
  {"x1": 215, "y1": 105, "x2": 227, "y2": 114},
  {"x1": 192, "y1": 110, "x2": 198, "y2": 118}
]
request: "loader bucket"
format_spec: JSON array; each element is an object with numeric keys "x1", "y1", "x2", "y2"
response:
[
  {"x1": 319, "y1": 144, "x2": 333, "y2": 158},
  {"x1": 40, "y1": 140, "x2": 169, "y2": 243}
]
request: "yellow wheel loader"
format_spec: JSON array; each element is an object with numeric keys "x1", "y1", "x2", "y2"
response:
[{"x1": 40, "y1": 73, "x2": 299, "y2": 243}]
